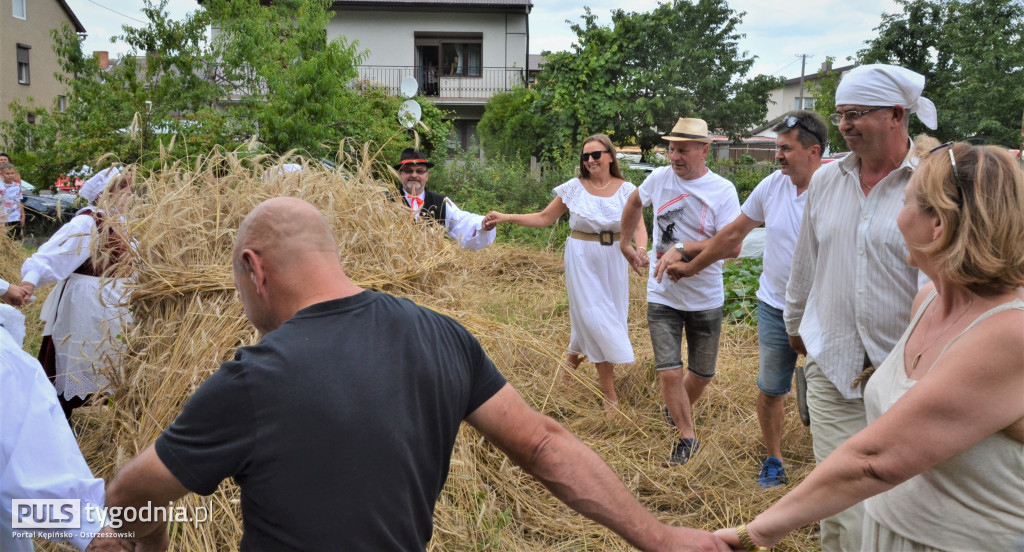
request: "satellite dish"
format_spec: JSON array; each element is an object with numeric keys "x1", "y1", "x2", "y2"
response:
[
  {"x1": 399, "y1": 77, "x2": 419, "y2": 99},
  {"x1": 398, "y1": 99, "x2": 422, "y2": 129}
]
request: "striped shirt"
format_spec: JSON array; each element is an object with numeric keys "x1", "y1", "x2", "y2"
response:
[{"x1": 784, "y1": 146, "x2": 923, "y2": 399}]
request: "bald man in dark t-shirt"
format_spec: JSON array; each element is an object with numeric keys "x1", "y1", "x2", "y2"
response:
[{"x1": 102, "y1": 198, "x2": 728, "y2": 552}]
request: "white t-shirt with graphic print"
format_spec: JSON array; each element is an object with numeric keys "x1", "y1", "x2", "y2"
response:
[{"x1": 638, "y1": 166, "x2": 740, "y2": 311}]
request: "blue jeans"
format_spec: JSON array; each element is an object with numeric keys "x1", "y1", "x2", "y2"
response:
[
  {"x1": 646, "y1": 302, "x2": 723, "y2": 377},
  {"x1": 756, "y1": 300, "x2": 799, "y2": 396}
]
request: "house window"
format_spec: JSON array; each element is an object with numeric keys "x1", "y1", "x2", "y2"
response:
[
  {"x1": 13, "y1": 0, "x2": 26, "y2": 19},
  {"x1": 57, "y1": 95, "x2": 67, "y2": 112},
  {"x1": 416, "y1": 35, "x2": 482, "y2": 79},
  {"x1": 794, "y1": 97, "x2": 814, "y2": 110},
  {"x1": 17, "y1": 44, "x2": 30, "y2": 85}
]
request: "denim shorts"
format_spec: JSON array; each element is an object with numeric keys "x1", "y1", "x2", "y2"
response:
[
  {"x1": 646, "y1": 302, "x2": 723, "y2": 377},
  {"x1": 756, "y1": 300, "x2": 799, "y2": 396}
]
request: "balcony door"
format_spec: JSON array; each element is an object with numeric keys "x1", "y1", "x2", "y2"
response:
[{"x1": 415, "y1": 34, "x2": 482, "y2": 79}]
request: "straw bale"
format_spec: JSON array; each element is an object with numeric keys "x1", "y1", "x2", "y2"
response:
[{"x1": 33, "y1": 151, "x2": 820, "y2": 551}]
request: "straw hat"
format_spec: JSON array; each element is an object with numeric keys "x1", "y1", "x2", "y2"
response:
[{"x1": 662, "y1": 118, "x2": 712, "y2": 143}]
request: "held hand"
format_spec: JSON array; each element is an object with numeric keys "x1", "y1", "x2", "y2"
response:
[
  {"x1": 19, "y1": 282, "x2": 35, "y2": 298},
  {"x1": 654, "y1": 247, "x2": 683, "y2": 283},
  {"x1": 130, "y1": 527, "x2": 171, "y2": 552},
  {"x1": 713, "y1": 524, "x2": 775, "y2": 551},
  {"x1": 84, "y1": 527, "x2": 135, "y2": 552},
  {"x1": 788, "y1": 334, "x2": 807, "y2": 356},
  {"x1": 2, "y1": 284, "x2": 29, "y2": 306},
  {"x1": 482, "y1": 211, "x2": 506, "y2": 230},
  {"x1": 711, "y1": 528, "x2": 744, "y2": 550},
  {"x1": 620, "y1": 244, "x2": 649, "y2": 276},
  {"x1": 658, "y1": 526, "x2": 734, "y2": 552}
]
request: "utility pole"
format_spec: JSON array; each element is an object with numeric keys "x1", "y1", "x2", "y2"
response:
[{"x1": 796, "y1": 54, "x2": 813, "y2": 110}]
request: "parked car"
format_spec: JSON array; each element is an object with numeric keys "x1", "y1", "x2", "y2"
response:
[{"x1": 820, "y1": 152, "x2": 850, "y2": 164}]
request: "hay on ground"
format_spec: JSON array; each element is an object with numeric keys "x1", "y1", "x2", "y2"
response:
[{"x1": 31, "y1": 150, "x2": 819, "y2": 551}]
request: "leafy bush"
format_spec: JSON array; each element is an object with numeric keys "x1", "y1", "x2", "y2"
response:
[
  {"x1": 722, "y1": 257, "x2": 762, "y2": 325},
  {"x1": 426, "y1": 151, "x2": 576, "y2": 249}
]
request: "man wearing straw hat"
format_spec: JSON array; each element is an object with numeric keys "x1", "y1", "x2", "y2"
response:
[
  {"x1": 653, "y1": 110, "x2": 827, "y2": 489},
  {"x1": 394, "y1": 147, "x2": 495, "y2": 250},
  {"x1": 102, "y1": 197, "x2": 730, "y2": 552},
  {"x1": 620, "y1": 118, "x2": 741, "y2": 467},
  {"x1": 783, "y1": 63, "x2": 934, "y2": 552}
]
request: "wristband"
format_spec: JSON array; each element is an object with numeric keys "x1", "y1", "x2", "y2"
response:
[{"x1": 737, "y1": 524, "x2": 770, "y2": 551}]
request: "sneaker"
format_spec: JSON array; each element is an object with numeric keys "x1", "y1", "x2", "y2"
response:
[
  {"x1": 663, "y1": 438, "x2": 698, "y2": 466},
  {"x1": 758, "y1": 456, "x2": 789, "y2": 488},
  {"x1": 662, "y1": 404, "x2": 675, "y2": 427}
]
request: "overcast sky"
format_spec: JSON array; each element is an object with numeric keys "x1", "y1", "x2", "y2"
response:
[{"x1": 65, "y1": 0, "x2": 901, "y2": 80}]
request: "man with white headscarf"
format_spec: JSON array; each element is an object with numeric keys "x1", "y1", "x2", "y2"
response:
[
  {"x1": 783, "y1": 64, "x2": 935, "y2": 552},
  {"x1": 19, "y1": 166, "x2": 134, "y2": 419}
]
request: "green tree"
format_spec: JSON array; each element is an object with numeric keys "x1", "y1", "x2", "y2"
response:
[
  {"x1": 1, "y1": 0, "x2": 450, "y2": 186},
  {"x1": 608, "y1": 0, "x2": 782, "y2": 153},
  {"x1": 477, "y1": 87, "x2": 553, "y2": 161},
  {"x1": 807, "y1": 57, "x2": 847, "y2": 153},
  {"x1": 484, "y1": 1, "x2": 783, "y2": 163},
  {"x1": 858, "y1": 0, "x2": 1024, "y2": 145}
]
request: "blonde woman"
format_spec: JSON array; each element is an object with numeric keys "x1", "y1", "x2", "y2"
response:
[{"x1": 717, "y1": 144, "x2": 1024, "y2": 551}]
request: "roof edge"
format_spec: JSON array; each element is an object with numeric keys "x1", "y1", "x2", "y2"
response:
[{"x1": 55, "y1": 0, "x2": 86, "y2": 33}]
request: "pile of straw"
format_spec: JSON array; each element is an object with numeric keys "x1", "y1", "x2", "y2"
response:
[{"x1": 32, "y1": 151, "x2": 819, "y2": 551}]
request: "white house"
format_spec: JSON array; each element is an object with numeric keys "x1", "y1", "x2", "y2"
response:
[
  {"x1": 328, "y1": 0, "x2": 532, "y2": 149},
  {"x1": 0, "y1": 0, "x2": 85, "y2": 123},
  {"x1": 762, "y1": 61, "x2": 855, "y2": 126}
]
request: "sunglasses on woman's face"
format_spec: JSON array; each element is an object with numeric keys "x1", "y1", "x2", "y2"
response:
[{"x1": 580, "y1": 150, "x2": 611, "y2": 162}]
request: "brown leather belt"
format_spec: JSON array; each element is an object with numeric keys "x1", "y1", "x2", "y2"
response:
[{"x1": 570, "y1": 230, "x2": 620, "y2": 246}]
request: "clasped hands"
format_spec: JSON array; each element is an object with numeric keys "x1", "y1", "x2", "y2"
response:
[
  {"x1": 1, "y1": 282, "x2": 33, "y2": 306},
  {"x1": 627, "y1": 245, "x2": 700, "y2": 282},
  {"x1": 481, "y1": 211, "x2": 507, "y2": 231}
]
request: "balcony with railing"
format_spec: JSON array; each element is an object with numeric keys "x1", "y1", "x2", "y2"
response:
[{"x1": 354, "y1": 65, "x2": 525, "y2": 102}]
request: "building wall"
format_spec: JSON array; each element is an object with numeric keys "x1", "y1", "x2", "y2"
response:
[
  {"x1": 765, "y1": 82, "x2": 815, "y2": 122},
  {"x1": 0, "y1": 0, "x2": 77, "y2": 122},
  {"x1": 327, "y1": 10, "x2": 528, "y2": 70}
]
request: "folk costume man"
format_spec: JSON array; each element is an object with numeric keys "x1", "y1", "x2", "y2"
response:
[
  {"x1": 654, "y1": 111, "x2": 827, "y2": 487},
  {"x1": 784, "y1": 64, "x2": 934, "y2": 551},
  {"x1": 394, "y1": 148, "x2": 495, "y2": 250},
  {"x1": 619, "y1": 118, "x2": 742, "y2": 466}
]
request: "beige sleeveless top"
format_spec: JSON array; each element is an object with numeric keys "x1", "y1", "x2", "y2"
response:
[{"x1": 863, "y1": 292, "x2": 1024, "y2": 551}]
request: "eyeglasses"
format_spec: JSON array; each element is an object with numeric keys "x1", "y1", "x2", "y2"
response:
[
  {"x1": 782, "y1": 116, "x2": 825, "y2": 146},
  {"x1": 929, "y1": 141, "x2": 964, "y2": 207},
  {"x1": 829, "y1": 106, "x2": 891, "y2": 126},
  {"x1": 399, "y1": 167, "x2": 429, "y2": 175},
  {"x1": 580, "y1": 150, "x2": 611, "y2": 162}
]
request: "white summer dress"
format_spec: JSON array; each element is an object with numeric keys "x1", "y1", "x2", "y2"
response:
[{"x1": 554, "y1": 178, "x2": 636, "y2": 365}]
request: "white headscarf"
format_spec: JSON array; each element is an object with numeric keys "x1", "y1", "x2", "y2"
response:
[
  {"x1": 78, "y1": 166, "x2": 121, "y2": 203},
  {"x1": 835, "y1": 64, "x2": 938, "y2": 130}
]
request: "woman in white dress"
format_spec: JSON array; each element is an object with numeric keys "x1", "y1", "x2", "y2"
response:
[
  {"x1": 20, "y1": 167, "x2": 135, "y2": 419},
  {"x1": 484, "y1": 135, "x2": 648, "y2": 412},
  {"x1": 716, "y1": 143, "x2": 1024, "y2": 551}
]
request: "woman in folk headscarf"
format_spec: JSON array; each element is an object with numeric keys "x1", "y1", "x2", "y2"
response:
[{"x1": 19, "y1": 166, "x2": 135, "y2": 419}]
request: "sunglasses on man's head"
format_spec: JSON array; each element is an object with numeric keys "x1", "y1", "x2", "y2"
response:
[
  {"x1": 580, "y1": 150, "x2": 611, "y2": 162},
  {"x1": 782, "y1": 116, "x2": 825, "y2": 147}
]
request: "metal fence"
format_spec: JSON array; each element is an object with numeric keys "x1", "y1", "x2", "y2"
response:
[{"x1": 353, "y1": 66, "x2": 525, "y2": 100}]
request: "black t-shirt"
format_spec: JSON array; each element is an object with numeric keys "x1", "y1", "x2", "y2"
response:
[{"x1": 155, "y1": 290, "x2": 507, "y2": 551}]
